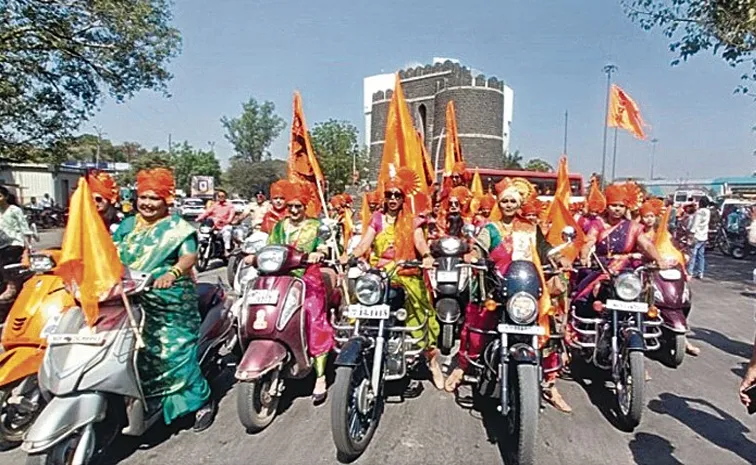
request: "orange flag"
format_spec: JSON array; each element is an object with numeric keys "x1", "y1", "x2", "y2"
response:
[
  {"x1": 287, "y1": 92, "x2": 324, "y2": 216},
  {"x1": 360, "y1": 193, "x2": 371, "y2": 235},
  {"x1": 655, "y1": 207, "x2": 686, "y2": 265},
  {"x1": 469, "y1": 167, "x2": 484, "y2": 214},
  {"x1": 417, "y1": 131, "x2": 435, "y2": 190},
  {"x1": 529, "y1": 240, "x2": 552, "y2": 347},
  {"x1": 56, "y1": 178, "x2": 123, "y2": 326},
  {"x1": 544, "y1": 156, "x2": 570, "y2": 220},
  {"x1": 607, "y1": 84, "x2": 647, "y2": 140},
  {"x1": 546, "y1": 199, "x2": 586, "y2": 263},
  {"x1": 443, "y1": 101, "x2": 463, "y2": 176}
]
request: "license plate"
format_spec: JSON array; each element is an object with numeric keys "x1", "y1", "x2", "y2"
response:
[
  {"x1": 497, "y1": 324, "x2": 546, "y2": 336},
  {"x1": 436, "y1": 270, "x2": 459, "y2": 283},
  {"x1": 346, "y1": 304, "x2": 390, "y2": 320},
  {"x1": 48, "y1": 334, "x2": 106, "y2": 345},
  {"x1": 606, "y1": 299, "x2": 649, "y2": 313},
  {"x1": 246, "y1": 290, "x2": 279, "y2": 305}
]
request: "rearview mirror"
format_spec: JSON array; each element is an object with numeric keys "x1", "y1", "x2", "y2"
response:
[
  {"x1": 317, "y1": 224, "x2": 332, "y2": 241},
  {"x1": 561, "y1": 226, "x2": 576, "y2": 243},
  {"x1": 462, "y1": 223, "x2": 476, "y2": 238}
]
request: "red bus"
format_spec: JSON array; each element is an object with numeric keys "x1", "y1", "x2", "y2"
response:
[{"x1": 467, "y1": 168, "x2": 585, "y2": 199}]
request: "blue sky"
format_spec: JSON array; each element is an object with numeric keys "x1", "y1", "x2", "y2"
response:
[{"x1": 91, "y1": 0, "x2": 755, "y2": 180}]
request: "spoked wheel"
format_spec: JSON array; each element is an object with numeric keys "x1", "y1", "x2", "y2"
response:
[
  {"x1": 26, "y1": 424, "x2": 95, "y2": 465},
  {"x1": 0, "y1": 378, "x2": 43, "y2": 449},
  {"x1": 617, "y1": 351, "x2": 644, "y2": 430},
  {"x1": 331, "y1": 363, "x2": 381, "y2": 462},
  {"x1": 504, "y1": 364, "x2": 539, "y2": 465},
  {"x1": 237, "y1": 370, "x2": 281, "y2": 433}
]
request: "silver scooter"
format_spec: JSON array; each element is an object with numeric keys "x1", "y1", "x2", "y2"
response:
[{"x1": 21, "y1": 269, "x2": 235, "y2": 465}]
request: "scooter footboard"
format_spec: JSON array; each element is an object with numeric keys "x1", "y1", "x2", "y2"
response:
[{"x1": 22, "y1": 392, "x2": 107, "y2": 454}]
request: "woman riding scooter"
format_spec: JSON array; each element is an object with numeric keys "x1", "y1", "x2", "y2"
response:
[{"x1": 112, "y1": 168, "x2": 216, "y2": 432}]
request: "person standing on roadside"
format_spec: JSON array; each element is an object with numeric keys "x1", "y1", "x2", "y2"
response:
[{"x1": 687, "y1": 197, "x2": 711, "y2": 279}]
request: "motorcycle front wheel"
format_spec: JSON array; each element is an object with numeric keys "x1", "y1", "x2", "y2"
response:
[
  {"x1": 505, "y1": 364, "x2": 539, "y2": 465},
  {"x1": 731, "y1": 246, "x2": 746, "y2": 260},
  {"x1": 196, "y1": 244, "x2": 210, "y2": 272},
  {"x1": 0, "y1": 377, "x2": 43, "y2": 449},
  {"x1": 669, "y1": 333, "x2": 686, "y2": 368},
  {"x1": 227, "y1": 254, "x2": 240, "y2": 286},
  {"x1": 236, "y1": 371, "x2": 281, "y2": 433},
  {"x1": 26, "y1": 424, "x2": 95, "y2": 465},
  {"x1": 617, "y1": 351, "x2": 644, "y2": 430},
  {"x1": 331, "y1": 364, "x2": 381, "y2": 462}
]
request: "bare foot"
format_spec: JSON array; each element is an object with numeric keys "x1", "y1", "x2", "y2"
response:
[
  {"x1": 685, "y1": 342, "x2": 701, "y2": 356},
  {"x1": 428, "y1": 351, "x2": 445, "y2": 390},
  {"x1": 544, "y1": 386, "x2": 572, "y2": 413},
  {"x1": 444, "y1": 368, "x2": 464, "y2": 392}
]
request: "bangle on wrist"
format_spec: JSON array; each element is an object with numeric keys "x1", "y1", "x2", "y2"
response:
[{"x1": 169, "y1": 266, "x2": 182, "y2": 278}]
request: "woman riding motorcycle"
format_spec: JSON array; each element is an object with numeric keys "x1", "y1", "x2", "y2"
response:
[
  {"x1": 343, "y1": 168, "x2": 444, "y2": 389},
  {"x1": 444, "y1": 177, "x2": 572, "y2": 410},
  {"x1": 0, "y1": 185, "x2": 32, "y2": 302},
  {"x1": 87, "y1": 170, "x2": 121, "y2": 232},
  {"x1": 640, "y1": 198, "x2": 664, "y2": 241},
  {"x1": 436, "y1": 186, "x2": 473, "y2": 237},
  {"x1": 112, "y1": 168, "x2": 216, "y2": 432},
  {"x1": 259, "y1": 181, "x2": 335, "y2": 403}
]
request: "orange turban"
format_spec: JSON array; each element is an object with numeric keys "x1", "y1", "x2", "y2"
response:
[
  {"x1": 587, "y1": 179, "x2": 606, "y2": 213},
  {"x1": 329, "y1": 194, "x2": 345, "y2": 208},
  {"x1": 444, "y1": 186, "x2": 473, "y2": 213},
  {"x1": 137, "y1": 168, "x2": 175, "y2": 204},
  {"x1": 479, "y1": 194, "x2": 496, "y2": 210},
  {"x1": 270, "y1": 179, "x2": 290, "y2": 199},
  {"x1": 521, "y1": 196, "x2": 543, "y2": 216},
  {"x1": 286, "y1": 182, "x2": 314, "y2": 207},
  {"x1": 87, "y1": 170, "x2": 118, "y2": 204},
  {"x1": 604, "y1": 184, "x2": 630, "y2": 208},
  {"x1": 640, "y1": 198, "x2": 664, "y2": 217},
  {"x1": 366, "y1": 190, "x2": 382, "y2": 205}
]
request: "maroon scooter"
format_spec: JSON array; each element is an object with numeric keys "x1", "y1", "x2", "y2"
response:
[
  {"x1": 651, "y1": 266, "x2": 691, "y2": 367},
  {"x1": 233, "y1": 244, "x2": 341, "y2": 432}
]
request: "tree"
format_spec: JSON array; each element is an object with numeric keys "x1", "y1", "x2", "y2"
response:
[
  {"x1": 622, "y1": 1, "x2": 756, "y2": 93},
  {"x1": 524, "y1": 158, "x2": 554, "y2": 172},
  {"x1": 0, "y1": 0, "x2": 181, "y2": 155},
  {"x1": 309, "y1": 120, "x2": 367, "y2": 194},
  {"x1": 221, "y1": 98, "x2": 286, "y2": 162},
  {"x1": 502, "y1": 150, "x2": 524, "y2": 169},
  {"x1": 171, "y1": 142, "x2": 222, "y2": 194},
  {"x1": 117, "y1": 148, "x2": 171, "y2": 186},
  {"x1": 224, "y1": 159, "x2": 286, "y2": 199}
]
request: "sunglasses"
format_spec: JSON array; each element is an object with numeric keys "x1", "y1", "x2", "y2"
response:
[
  {"x1": 287, "y1": 203, "x2": 304, "y2": 210},
  {"x1": 93, "y1": 195, "x2": 105, "y2": 203},
  {"x1": 384, "y1": 191, "x2": 404, "y2": 200},
  {"x1": 451, "y1": 175, "x2": 462, "y2": 180},
  {"x1": 449, "y1": 200, "x2": 460, "y2": 207}
]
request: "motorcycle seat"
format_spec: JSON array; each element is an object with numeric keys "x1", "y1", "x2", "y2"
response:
[{"x1": 197, "y1": 283, "x2": 222, "y2": 318}]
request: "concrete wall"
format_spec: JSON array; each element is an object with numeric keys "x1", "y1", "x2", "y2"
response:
[{"x1": 0, "y1": 164, "x2": 84, "y2": 206}]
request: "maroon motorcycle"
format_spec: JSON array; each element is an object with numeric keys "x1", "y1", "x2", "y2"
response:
[
  {"x1": 651, "y1": 266, "x2": 691, "y2": 367},
  {"x1": 233, "y1": 244, "x2": 341, "y2": 432}
]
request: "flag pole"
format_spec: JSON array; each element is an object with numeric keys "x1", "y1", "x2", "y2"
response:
[
  {"x1": 601, "y1": 64, "x2": 618, "y2": 187},
  {"x1": 434, "y1": 127, "x2": 446, "y2": 182},
  {"x1": 563, "y1": 110, "x2": 568, "y2": 155},
  {"x1": 611, "y1": 127, "x2": 619, "y2": 181}
]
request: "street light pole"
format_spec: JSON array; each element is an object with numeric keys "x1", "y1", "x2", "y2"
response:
[
  {"x1": 93, "y1": 125, "x2": 105, "y2": 167},
  {"x1": 600, "y1": 64, "x2": 618, "y2": 186},
  {"x1": 649, "y1": 138, "x2": 659, "y2": 180},
  {"x1": 208, "y1": 141, "x2": 215, "y2": 154}
]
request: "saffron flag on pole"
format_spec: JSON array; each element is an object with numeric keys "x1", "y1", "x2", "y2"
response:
[
  {"x1": 443, "y1": 101, "x2": 463, "y2": 176},
  {"x1": 655, "y1": 207, "x2": 686, "y2": 266},
  {"x1": 287, "y1": 91, "x2": 325, "y2": 216},
  {"x1": 469, "y1": 167, "x2": 484, "y2": 214},
  {"x1": 56, "y1": 178, "x2": 124, "y2": 327},
  {"x1": 544, "y1": 155, "x2": 570, "y2": 221},
  {"x1": 607, "y1": 84, "x2": 647, "y2": 140},
  {"x1": 546, "y1": 198, "x2": 585, "y2": 263}
]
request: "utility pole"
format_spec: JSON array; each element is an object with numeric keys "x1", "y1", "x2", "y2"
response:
[
  {"x1": 600, "y1": 64, "x2": 618, "y2": 186},
  {"x1": 649, "y1": 138, "x2": 659, "y2": 180},
  {"x1": 611, "y1": 127, "x2": 619, "y2": 181},
  {"x1": 563, "y1": 110, "x2": 568, "y2": 155},
  {"x1": 168, "y1": 133, "x2": 173, "y2": 155},
  {"x1": 93, "y1": 125, "x2": 106, "y2": 167},
  {"x1": 208, "y1": 141, "x2": 215, "y2": 154}
]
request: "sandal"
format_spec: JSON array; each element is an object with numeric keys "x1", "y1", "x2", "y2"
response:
[
  {"x1": 427, "y1": 350, "x2": 445, "y2": 390},
  {"x1": 192, "y1": 399, "x2": 217, "y2": 433},
  {"x1": 312, "y1": 377, "x2": 328, "y2": 405},
  {"x1": 543, "y1": 386, "x2": 572, "y2": 413},
  {"x1": 444, "y1": 368, "x2": 465, "y2": 393},
  {"x1": 685, "y1": 342, "x2": 701, "y2": 356}
]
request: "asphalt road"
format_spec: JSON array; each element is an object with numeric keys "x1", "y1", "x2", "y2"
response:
[{"x1": 5, "y1": 230, "x2": 756, "y2": 465}]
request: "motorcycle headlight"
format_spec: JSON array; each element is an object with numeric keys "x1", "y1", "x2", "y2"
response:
[
  {"x1": 355, "y1": 274, "x2": 382, "y2": 306},
  {"x1": 256, "y1": 247, "x2": 287, "y2": 273},
  {"x1": 615, "y1": 273, "x2": 643, "y2": 301},
  {"x1": 506, "y1": 292, "x2": 538, "y2": 324},
  {"x1": 439, "y1": 237, "x2": 463, "y2": 255},
  {"x1": 199, "y1": 225, "x2": 212, "y2": 234}
]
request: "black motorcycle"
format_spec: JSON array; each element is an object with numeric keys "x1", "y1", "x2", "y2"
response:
[
  {"x1": 196, "y1": 219, "x2": 228, "y2": 272},
  {"x1": 330, "y1": 260, "x2": 429, "y2": 462},
  {"x1": 430, "y1": 233, "x2": 472, "y2": 355},
  {"x1": 569, "y1": 254, "x2": 661, "y2": 430}
]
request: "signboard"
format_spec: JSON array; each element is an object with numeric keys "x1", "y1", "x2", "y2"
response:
[{"x1": 191, "y1": 176, "x2": 215, "y2": 198}]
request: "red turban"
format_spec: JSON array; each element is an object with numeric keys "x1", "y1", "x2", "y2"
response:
[
  {"x1": 366, "y1": 190, "x2": 382, "y2": 205},
  {"x1": 87, "y1": 170, "x2": 118, "y2": 204},
  {"x1": 443, "y1": 186, "x2": 472, "y2": 213},
  {"x1": 137, "y1": 168, "x2": 175, "y2": 204},
  {"x1": 286, "y1": 182, "x2": 314, "y2": 207},
  {"x1": 640, "y1": 198, "x2": 663, "y2": 217},
  {"x1": 270, "y1": 179, "x2": 290, "y2": 199},
  {"x1": 604, "y1": 184, "x2": 630, "y2": 208}
]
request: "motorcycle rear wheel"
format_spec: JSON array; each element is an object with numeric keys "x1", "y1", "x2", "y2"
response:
[
  {"x1": 331, "y1": 364, "x2": 380, "y2": 462},
  {"x1": 617, "y1": 351, "x2": 644, "y2": 430},
  {"x1": 236, "y1": 372, "x2": 280, "y2": 433},
  {"x1": 0, "y1": 378, "x2": 42, "y2": 449},
  {"x1": 505, "y1": 364, "x2": 538, "y2": 465}
]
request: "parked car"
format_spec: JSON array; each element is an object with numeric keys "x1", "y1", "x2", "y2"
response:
[
  {"x1": 231, "y1": 199, "x2": 248, "y2": 214},
  {"x1": 180, "y1": 198, "x2": 206, "y2": 220}
]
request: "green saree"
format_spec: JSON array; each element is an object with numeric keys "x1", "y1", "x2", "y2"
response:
[{"x1": 113, "y1": 213, "x2": 210, "y2": 424}]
